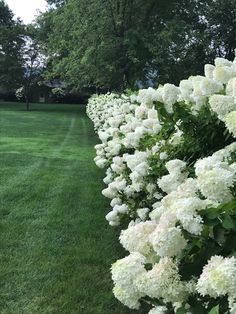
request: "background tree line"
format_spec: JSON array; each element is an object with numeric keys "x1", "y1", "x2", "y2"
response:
[
  {"x1": 1, "y1": 0, "x2": 236, "y2": 98},
  {"x1": 37, "y1": 0, "x2": 236, "y2": 92},
  {"x1": 0, "y1": 0, "x2": 44, "y2": 106},
  {"x1": 0, "y1": 0, "x2": 24, "y2": 94}
]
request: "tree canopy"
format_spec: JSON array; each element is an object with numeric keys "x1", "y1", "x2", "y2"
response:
[
  {"x1": 0, "y1": 0, "x2": 24, "y2": 91},
  {"x1": 2, "y1": 0, "x2": 236, "y2": 93}
]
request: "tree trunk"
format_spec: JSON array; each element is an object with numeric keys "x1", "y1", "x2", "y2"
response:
[
  {"x1": 25, "y1": 85, "x2": 30, "y2": 111},
  {"x1": 26, "y1": 94, "x2": 30, "y2": 111}
]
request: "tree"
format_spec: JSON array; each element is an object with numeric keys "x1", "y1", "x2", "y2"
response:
[
  {"x1": 22, "y1": 31, "x2": 46, "y2": 110},
  {"x1": 0, "y1": 0, "x2": 24, "y2": 94},
  {"x1": 36, "y1": 0, "x2": 236, "y2": 91},
  {"x1": 204, "y1": 0, "x2": 236, "y2": 60},
  {"x1": 46, "y1": 0, "x2": 67, "y2": 7},
  {"x1": 37, "y1": 0, "x2": 180, "y2": 91}
]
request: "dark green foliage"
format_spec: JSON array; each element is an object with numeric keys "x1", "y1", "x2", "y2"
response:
[
  {"x1": 35, "y1": 0, "x2": 236, "y2": 91},
  {"x1": 205, "y1": 0, "x2": 236, "y2": 60},
  {"x1": 153, "y1": 100, "x2": 235, "y2": 164},
  {"x1": 46, "y1": 0, "x2": 67, "y2": 7},
  {"x1": 0, "y1": 1, "x2": 24, "y2": 91},
  {"x1": 175, "y1": 199, "x2": 236, "y2": 313}
]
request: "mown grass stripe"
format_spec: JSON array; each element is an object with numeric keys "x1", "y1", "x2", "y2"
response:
[{"x1": 0, "y1": 102, "x2": 136, "y2": 314}]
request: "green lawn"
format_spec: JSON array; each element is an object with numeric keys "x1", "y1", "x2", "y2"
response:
[{"x1": 0, "y1": 102, "x2": 137, "y2": 314}]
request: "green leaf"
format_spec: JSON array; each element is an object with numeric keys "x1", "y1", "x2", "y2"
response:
[
  {"x1": 224, "y1": 235, "x2": 236, "y2": 251},
  {"x1": 213, "y1": 227, "x2": 226, "y2": 246},
  {"x1": 222, "y1": 214, "x2": 235, "y2": 230},
  {"x1": 208, "y1": 304, "x2": 219, "y2": 314},
  {"x1": 204, "y1": 207, "x2": 221, "y2": 219},
  {"x1": 231, "y1": 251, "x2": 236, "y2": 258},
  {"x1": 176, "y1": 307, "x2": 188, "y2": 314},
  {"x1": 221, "y1": 201, "x2": 236, "y2": 214}
]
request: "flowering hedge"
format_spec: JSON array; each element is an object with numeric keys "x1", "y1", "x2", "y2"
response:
[{"x1": 87, "y1": 55, "x2": 236, "y2": 314}]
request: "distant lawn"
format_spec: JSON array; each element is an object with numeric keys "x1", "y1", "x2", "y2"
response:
[{"x1": 0, "y1": 102, "x2": 138, "y2": 314}]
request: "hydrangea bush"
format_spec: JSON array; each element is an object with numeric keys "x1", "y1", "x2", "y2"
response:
[{"x1": 87, "y1": 55, "x2": 236, "y2": 314}]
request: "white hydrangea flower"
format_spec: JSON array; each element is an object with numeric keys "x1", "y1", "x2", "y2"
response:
[
  {"x1": 94, "y1": 157, "x2": 107, "y2": 168},
  {"x1": 137, "y1": 87, "x2": 157, "y2": 107},
  {"x1": 160, "y1": 179, "x2": 206, "y2": 235},
  {"x1": 195, "y1": 154, "x2": 236, "y2": 203},
  {"x1": 204, "y1": 64, "x2": 215, "y2": 79},
  {"x1": 149, "y1": 225, "x2": 187, "y2": 257},
  {"x1": 197, "y1": 255, "x2": 236, "y2": 298},
  {"x1": 135, "y1": 105, "x2": 148, "y2": 119},
  {"x1": 115, "y1": 204, "x2": 129, "y2": 214},
  {"x1": 209, "y1": 143, "x2": 236, "y2": 160},
  {"x1": 149, "y1": 202, "x2": 165, "y2": 223},
  {"x1": 146, "y1": 183, "x2": 156, "y2": 195},
  {"x1": 154, "y1": 86, "x2": 164, "y2": 103},
  {"x1": 224, "y1": 111, "x2": 236, "y2": 137},
  {"x1": 106, "y1": 210, "x2": 120, "y2": 226},
  {"x1": 148, "y1": 107, "x2": 158, "y2": 119},
  {"x1": 209, "y1": 94, "x2": 236, "y2": 119},
  {"x1": 190, "y1": 75, "x2": 205, "y2": 94},
  {"x1": 213, "y1": 66, "x2": 235, "y2": 84},
  {"x1": 226, "y1": 77, "x2": 236, "y2": 98},
  {"x1": 200, "y1": 78, "x2": 222, "y2": 96},
  {"x1": 215, "y1": 57, "x2": 233, "y2": 67},
  {"x1": 134, "y1": 161, "x2": 150, "y2": 176},
  {"x1": 169, "y1": 129, "x2": 183, "y2": 146},
  {"x1": 148, "y1": 306, "x2": 168, "y2": 314},
  {"x1": 119, "y1": 221, "x2": 157, "y2": 256},
  {"x1": 109, "y1": 220, "x2": 120, "y2": 226},
  {"x1": 136, "y1": 257, "x2": 187, "y2": 303},
  {"x1": 179, "y1": 79, "x2": 193, "y2": 102},
  {"x1": 123, "y1": 184, "x2": 136, "y2": 197},
  {"x1": 162, "y1": 83, "x2": 180, "y2": 113},
  {"x1": 158, "y1": 159, "x2": 188, "y2": 193},
  {"x1": 165, "y1": 159, "x2": 186, "y2": 173},
  {"x1": 175, "y1": 197, "x2": 204, "y2": 235},
  {"x1": 159, "y1": 152, "x2": 169, "y2": 160},
  {"x1": 125, "y1": 151, "x2": 149, "y2": 171},
  {"x1": 110, "y1": 197, "x2": 122, "y2": 207},
  {"x1": 102, "y1": 186, "x2": 117, "y2": 199},
  {"x1": 137, "y1": 207, "x2": 150, "y2": 220},
  {"x1": 113, "y1": 285, "x2": 140, "y2": 309},
  {"x1": 111, "y1": 252, "x2": 146, "y2": 309},
  {"x1": 176, "y1": 178, "x2": 198, "y2": 196},
  {"x1": 158, "y1": 173, "x2": 187, "y2": 194},
  {"x1": 228, "y1": 296, "x2": 236, "y2": 314}
]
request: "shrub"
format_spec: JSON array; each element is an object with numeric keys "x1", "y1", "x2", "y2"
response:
[{"x1": 87, "y1": 55, "x2": 236, "y2": 313}]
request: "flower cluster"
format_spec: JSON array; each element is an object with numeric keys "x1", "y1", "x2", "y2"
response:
[{"x1": 87, "y1": 54, "x2": 236, "y2": 313}]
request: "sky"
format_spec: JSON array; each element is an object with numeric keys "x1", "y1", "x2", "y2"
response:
[{"x1": 5, "y1": 0, "x2": 47, "y2": 24}]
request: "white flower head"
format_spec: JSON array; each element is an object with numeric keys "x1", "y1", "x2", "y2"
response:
[
  {"x1": 213, "y1": 66, "x2": 235, "y2": 84},
  {"x1": 111, "y1": 252, "x2": 146, "y2": 309},
  {"x1": 204, "y1": 64, "x2": 215, "y2": 79},
  {"x1": 197, "y1": 255, "x2": 236, "y2": 298},
  {"x1": 209, "y1": 94, "x2": 236, "y2": 119},
  {"x1": 224, "y1": 111, "x2": 236, "y2": 137},
  {"x1": 162, "y1": 83, "x2": 180, "y2": 113},
  {"x1": 148, "y1": 306, "x2": 168, "y2": 314},
  {"x1": 136, "y1": 257, "x2": 187, "y2": 303},
  {"x1": 149, "y1": 225, "x2": 187, "y2": 257},
  {"x1": 119, "y1": 221, "x2": 156, "y2": 256}
]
